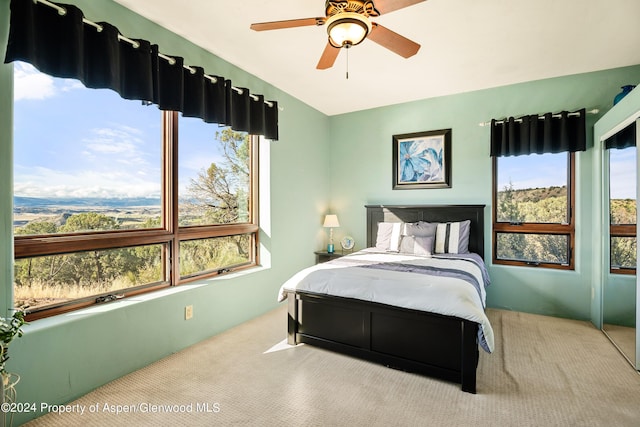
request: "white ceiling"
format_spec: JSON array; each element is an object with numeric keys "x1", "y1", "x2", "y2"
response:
[{"x1": 112, "y1": 0, "x2": 640, "y2": 116}]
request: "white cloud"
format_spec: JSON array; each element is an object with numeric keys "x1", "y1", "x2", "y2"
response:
[
  {"x1": 86, "y1": 139, "x2": 137, "y2": 154},
  {"x1": 14, "y1": 165, "x2": 160, "y2": 199},
  {"x1": 82, "y1": 126, "x2": 152, "y2": 167},
  {"x1": 60, "y1": 80, "x2": 85, "y2": 92},
  {"x1": 13, "y1": 62, "x2": 83, "y2": 101},
  {"x1": 180, "y1": 151, "x2": 223, "y2": 173},
  {"x1": 13, "y1": 63, "x2": 56, "y2": 101}
]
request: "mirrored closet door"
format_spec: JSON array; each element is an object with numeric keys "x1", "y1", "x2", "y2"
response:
[{"x1": 602, "y1": 117, "x2": 639, "y2": 370}]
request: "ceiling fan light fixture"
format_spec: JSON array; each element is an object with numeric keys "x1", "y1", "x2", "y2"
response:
[{"x1": 326, "y1": 12, "x2": 371, "y2": 48}]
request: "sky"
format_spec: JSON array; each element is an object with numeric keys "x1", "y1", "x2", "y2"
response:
[
  {"x1": 497, "y1": 149, "x2": 636, "y2": 200},
  {"x1": 609, "y1": 147, "x2": 636, "y2": 199},
  {"x1": 13, "y1": 62, "x2": 224, "y2": 200},
  {"x1": 497, "y1": 153, "x2": 567, "y2": 191}
]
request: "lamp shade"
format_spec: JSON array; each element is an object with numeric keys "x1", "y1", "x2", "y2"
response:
[
  {"x1": 326, "y1": 12, "x2": 371, "y2": 48},
  {"x1": 323, "y1": 214, "x2": 340, "y2": 228}
]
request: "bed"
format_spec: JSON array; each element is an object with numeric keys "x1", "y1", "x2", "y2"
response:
[{"x1": 279, "y1": 204, "x2": 492, "y2": 393}]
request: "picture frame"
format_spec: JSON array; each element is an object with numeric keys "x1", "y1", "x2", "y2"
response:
[{"x1": 392, "y1": 128, "x2": 452, "y2": 190}]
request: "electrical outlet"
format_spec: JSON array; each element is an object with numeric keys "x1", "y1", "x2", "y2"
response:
[{"x1": 185, "y1": 305, "x2": 193, "y2": 320}]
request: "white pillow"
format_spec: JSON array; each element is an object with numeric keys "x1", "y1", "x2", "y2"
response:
[{"x1": 375, "y1": 222, "x2": 403, "y2": 251}]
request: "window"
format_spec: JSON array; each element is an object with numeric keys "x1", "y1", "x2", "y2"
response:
[
  {"x1": 13, "y1": 63, "x2": 259, "y2": 320},
  {"x1": 176, "y1": 114, "x2": 258, "y2": 279},
  {"x1": 492, "y1": 152, "x2": 575, "y2": 269},
  {"x1": 609, "y1": 146, "x2": 636, "y2": 273}
]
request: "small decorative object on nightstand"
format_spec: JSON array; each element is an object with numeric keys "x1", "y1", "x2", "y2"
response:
[
  {"x1": 340, "y1": 235, "x2": 355, "y2": 253},
  {"x1": 323, "y1": 214, "x2": 340, "y2": 253},
  {"x1": 314, "y1": 250, "x2": 344, "y2": 264}
]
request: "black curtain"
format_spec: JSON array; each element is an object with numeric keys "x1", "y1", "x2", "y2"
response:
[
  {"x1": 490, "y1": 109, "x2": 586, "y2": 157},
  {"x1": 229, "y1": 85, "x2": 250, "y2": 132},
  {"x1": 3, "y1": 0, "x2": 279, "y2": 140},
  {"x1": 605, "y1": 122, "x2": 636, "y2": 150}
]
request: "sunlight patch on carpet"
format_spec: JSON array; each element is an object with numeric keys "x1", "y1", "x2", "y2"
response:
[{"x1": 263, "y1": 339, "x2": 303, "y2": 354}]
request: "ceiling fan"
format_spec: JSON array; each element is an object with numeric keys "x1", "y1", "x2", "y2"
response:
[{"x1": 250, "y1": 0, "x2": 426, "y2": 70}]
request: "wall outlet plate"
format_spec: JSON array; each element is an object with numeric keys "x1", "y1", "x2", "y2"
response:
[{"x1": 185, "y1": 305, "x2": 193, "y2": 320}]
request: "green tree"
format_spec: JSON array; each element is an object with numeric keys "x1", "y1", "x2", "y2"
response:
[
  {"x1": 185, "y1": 128, "x2": 251, "y2": 262},
  {"x1": 610, "y1": 198, "x2": 636, "y2": 269},
  {"x1": 14, "y1": 221, "x2": 61, "y2": 286},
  {"x1": 55, "y1": 213, "x2": 122, "y2": 285},
  {"x1": 497, "y1": 182, "x2": 525, "y2": 223},
  {"x1": 496, "y1": 185, "x2": 570, "y2": 264},
  {"x1": 611, "y1": 199, "x2": 636, "y2": 224},
  {"x1": 497, "y1": 183, "x2": 526, "y2": 260},
  {"x1": 180, "y1": 236, "x2": 250, "y2": 277},
  {"x1": 611, "y1": 237, "x2": 636, "y2": 269},
  {"x1": 59, "y1": 212, "x2": 120, "y2": 233},
  {"x1": 187, "y1": 128, "x2": 250, "y2": 225},
  {"x1": 15, "y1": 221, "x2": 58, "y2": 236}
]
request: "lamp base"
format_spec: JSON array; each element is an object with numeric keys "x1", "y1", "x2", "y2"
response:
[{"x1": 327, "y1": 243, "x2": 335, "y2": 253}]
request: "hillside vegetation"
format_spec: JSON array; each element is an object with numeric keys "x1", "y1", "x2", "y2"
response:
[
  {"x1": 497, "y1": 185, "x2": 636, "y2": 267},
  {"x1": 499, "y1": 185, "x2": 636, "y2": 224}
]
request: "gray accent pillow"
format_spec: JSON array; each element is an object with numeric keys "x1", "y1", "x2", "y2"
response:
[
  {"x1": 399, "y1": 235, "x2": 434, "y2": 256},
  {"x1": 403, "y1": 221, "x2": 437, "y2": 238}
]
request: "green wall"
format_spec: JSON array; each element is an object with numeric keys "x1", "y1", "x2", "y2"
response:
[
  {"x1": 0, "y1": 0, "x2": 330, "y2": 424},
  {"x1": 2, "y1": 0, "x2": 640, "y2": 424},
  {"x1": 327, "y1": 66, "x2": 640, "y2": 320}
]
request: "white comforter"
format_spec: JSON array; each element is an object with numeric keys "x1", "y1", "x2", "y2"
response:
[{"x1": 278, "y1": 249, "x2": 494, "y2": 353}]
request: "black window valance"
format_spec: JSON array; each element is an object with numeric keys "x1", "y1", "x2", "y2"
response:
[
  {"x1": 3, "y1": 0, "x2": 279, "y2": 140},
  {"x1": 490, "y1": 109, "x2": 586, "y2": 157},
  {"x1": 605, "y1": 122, "x2": 636, "y2": 150}
]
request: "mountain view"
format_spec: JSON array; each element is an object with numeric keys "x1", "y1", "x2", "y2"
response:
[{"x1": 14, "y1": 196, "x2": 162, "y2": 229}]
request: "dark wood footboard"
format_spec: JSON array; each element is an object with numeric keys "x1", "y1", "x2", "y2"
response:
[{"x1": 287, "y1": 290, "x2": 480, "y2": 393}]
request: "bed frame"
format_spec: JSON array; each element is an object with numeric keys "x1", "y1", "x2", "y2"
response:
[{"x1": 286, "y1": 204, "x2": 486, "y2": 393}]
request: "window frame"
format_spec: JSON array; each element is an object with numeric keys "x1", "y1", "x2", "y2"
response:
[
  {"x1": 607, "y1": 147, "x2": 636, "y2": 275},
  {"x1": 14, "y1": 109, "x2": 260, "y2": 321},
  {"x1": 609, "y1": 231, "x2": 636, "y2": 275},
  {"x1": 491, "y1": 152, "x2": 576, "y2": 270}
]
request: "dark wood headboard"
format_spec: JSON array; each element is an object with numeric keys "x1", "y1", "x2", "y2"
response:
[{"x1": 365, "y1": 205, "x2": 486, "y2": 259}]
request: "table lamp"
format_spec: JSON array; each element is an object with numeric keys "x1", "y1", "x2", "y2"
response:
[{"x1": 323, "y1": 214, "x2": 340, "y2": 253}]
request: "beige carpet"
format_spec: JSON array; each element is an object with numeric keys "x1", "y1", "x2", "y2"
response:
[{"x1": 23, "y1": 307, "x2": 640, "y2": 427}]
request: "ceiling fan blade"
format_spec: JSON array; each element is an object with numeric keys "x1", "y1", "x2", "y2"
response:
[
  {"x1": 374, "y1": 0, "x2": 427, "y2": 15},
  {"x1": 316, "y1": 42, "x2": 341, "y2": 70},
  {"x1": 367, "y1": 23, "x2": 420, "y2": 58},
  {"x1": 250, "y1": 17, "x2": 325, "y2": 31}
]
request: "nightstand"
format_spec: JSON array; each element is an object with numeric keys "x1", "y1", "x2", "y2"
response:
[{"x1": 314, "y1": 250, "x2": 344, "y2": 264}]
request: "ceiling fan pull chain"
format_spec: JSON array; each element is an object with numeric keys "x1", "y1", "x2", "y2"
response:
[{"x1": 346, "y1": 46, "x2": 349, "y2": 79}]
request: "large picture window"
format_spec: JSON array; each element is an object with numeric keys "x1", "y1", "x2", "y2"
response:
[
  {"x1": 13, "y1": 63, "x2": 259, "y2": 320},
  {"x1": 492, "y1": 153, "x2": 575, "y2": 269}
]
